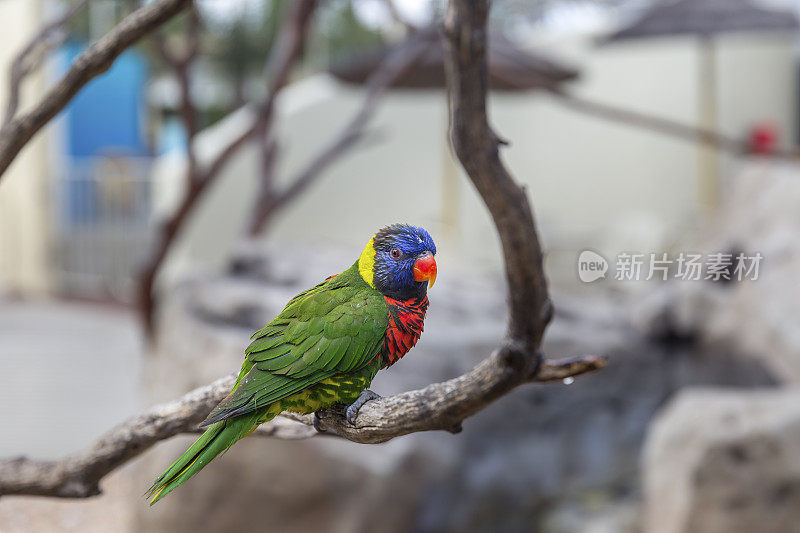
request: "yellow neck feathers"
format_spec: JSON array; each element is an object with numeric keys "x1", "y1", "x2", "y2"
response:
[{"x1": 358, "y1": 237, "x2": 376, "y2": 288}]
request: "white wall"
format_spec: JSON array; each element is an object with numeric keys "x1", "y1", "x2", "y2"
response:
[
  {"x1": 158, "y1": 32, "x2": 798, "y2": 290},
  {"x1": 0, "y1": 0, "x2": 52, "y2": 295},
  {"x1": 0, "y1": 8, "x2": 794, "y2": 294}
]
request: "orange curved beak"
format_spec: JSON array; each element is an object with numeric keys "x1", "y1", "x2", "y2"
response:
[{"x1": 413, "y1": 253, "x2": 437, "y2": 288}]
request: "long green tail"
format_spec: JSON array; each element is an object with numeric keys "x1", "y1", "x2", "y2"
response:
[{"x1": 146, "y1": 411, "x2": 267, "y2": 505}]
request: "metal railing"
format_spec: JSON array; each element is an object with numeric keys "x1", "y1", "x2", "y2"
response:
[{"x1": 52, "y1": 155, "x2": 155, "y2": 302}]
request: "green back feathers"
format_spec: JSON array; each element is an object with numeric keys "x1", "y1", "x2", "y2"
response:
[
  {"x1": 150, "y1": 256, "x2": 394, "y2": 504},
  {"x1": 201, "y1": 262, "x2": 388, "y2": 427}
]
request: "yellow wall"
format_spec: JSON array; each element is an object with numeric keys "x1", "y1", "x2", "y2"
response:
[{"x1": 0, "y1": 0, "x2": 51, "y2": 294}]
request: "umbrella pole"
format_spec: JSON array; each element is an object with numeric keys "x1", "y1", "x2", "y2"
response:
[
  {"x1": 440, "y1": 123, "x2": 461, "y2": 246},
  {"x1": 697, "y1": 36, "x2": 719, "y2": 210}
]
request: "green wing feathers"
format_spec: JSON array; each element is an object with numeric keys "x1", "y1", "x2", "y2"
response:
[
  {"x1": 146, "y1": 414, "x2": 262, "y2": 505},
  {"x1": 201, "y1": 273, "x2": 388, "y2": 427},
  {"x1": 148, "y1": 265, "x2": 389, "y2": 504}
]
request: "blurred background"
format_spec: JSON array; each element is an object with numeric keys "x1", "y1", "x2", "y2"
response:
[{"x1": 2, "y1": 0, "x2": 800, "y2": 531}]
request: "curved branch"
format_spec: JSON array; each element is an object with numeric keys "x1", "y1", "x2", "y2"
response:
[
  {"x1": 0, "y1": 375, "x2": 233, "y2": 498},
  {"x1": 247, "y1": 28, "x2": 437, "y2": 235},
  {"x1": 0, "y1": 0, "x2": 608, "y2": 500},
  {"x1": 0, "y1": 0, "x2": 193, "y2": 181},
  {"x1": 313, "y1": 353, "x2": 606, "y2": 443},
  {"x1": 0, "y1": 354, "x2": 603, "y2": 498},
  {"x1": 381, "y1": 0, "x2": 418, "y2": 32},
  {"x1": 0, "y1": 375, "x2": 327, "y2": 498},
  {"x1": 137, "y1": 0, "x2": 318, "y2": 337},
  {"x1": 3, "y1": 0, "x2": 90, "y2": 125},
  {"x1": 443, "y1": 0, "x2": 551, "y2": 348},
  {"x1": 148, "y1": 4, "x2": 202, "y2": 156},
  {"x1": 547, "y1": 87, "x2": 800, "y2": 160}
]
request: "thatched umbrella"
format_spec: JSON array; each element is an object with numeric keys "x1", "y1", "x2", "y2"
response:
[
  {"x1": 604, "y1": 0, "x2": 798, "y2": 207},
  {"x1": 328, "y1": 31, "x2": 579, "y2": 242},
  {"x1": 329, "y1": 33, "x2": 580, "y2": 91}
]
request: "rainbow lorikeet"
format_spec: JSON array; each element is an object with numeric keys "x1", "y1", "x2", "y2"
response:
[{"x1": 147, "y1": 224, "x2": 437, "y2": 504}]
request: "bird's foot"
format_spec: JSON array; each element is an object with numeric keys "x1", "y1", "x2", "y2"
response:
[{"x1": 346, "y1": 389, "x2": 381, "y2": 425}]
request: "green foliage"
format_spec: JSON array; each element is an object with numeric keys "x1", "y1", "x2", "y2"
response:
[
  {"x1": 317, "y1": 0, "x2": 385, "y2": 65},
  {"x1": 207, "y1": 0, "x2": 288, "y2": 105}
]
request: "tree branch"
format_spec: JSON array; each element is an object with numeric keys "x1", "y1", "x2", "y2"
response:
[
  {"x1": 0, "y1": 0, "x2": 608, "y2": 499},
  {"x1": 0, "y1": 375, "x2": 320, "y2": 498},
  {"x1": 381, "y1": 0, "x2": 418, "y2": 32},
  {"x1": 443, "y1": 0, "x2": 551, "y2": 347},
  {"x1": 247, "y1": 27, "x2": 437, "y2": 235},
  {"x1": 3, "y1": 0, "x2": 90, "y2": 126},
  {"x1": 0, "y1": 0, "x2": 193, "y2": 181},
  {"x1": 546, "y1": 87, "x2": 800, "y2": 160},
  {"x1": 149, "y1": 4, "x2": 202, "y2": 155},
  {"x1": 137, "y1": 0, "x2": 318, "y2": 337},
  {"x1": 312, "y1": 353, "x2": 605, "y2": 442},
  {"x1": 0, "y1": 352, "x2": 603, "y2": 498},
  {"x1": 136, "y1": 0, "x2": 202, "y2": 186}
]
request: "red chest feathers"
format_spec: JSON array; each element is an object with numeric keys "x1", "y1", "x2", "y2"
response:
[{"x1": 379, "y1": 296, "x2": 429, "y2": 367}]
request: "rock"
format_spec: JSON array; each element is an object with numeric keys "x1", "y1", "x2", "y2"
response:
[
  {"x1": 643, "y1": 388, "x2": 800, "y2": 533},
  {"x1": 543, "y1": 497, "x2": 640, "y2": 533},
  {"x1": 137, "y1": 245, "x2": 777, "y2": 532},
  {"x1": 633, "y1": 160, "x2": 800, "y2": 383}
]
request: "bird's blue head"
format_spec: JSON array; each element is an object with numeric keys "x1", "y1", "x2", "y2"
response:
[{"x1": 358, "y1": 224, "x2": 437, "y2": 301}]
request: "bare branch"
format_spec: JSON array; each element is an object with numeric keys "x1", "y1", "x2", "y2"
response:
[
  {"x1": 381, "y1": 0, "x2": 418, "y2": 32},
  {"x1": 0, "y1": 375, "x2": 233, "y2": 498},
  {"x1": 202, "y1": 122, "x2": 259, "y2": 182},
  {"x1": 183, "y1": 6, "x2": 202, "y2": 65},
  {"x1": 312, "y1": 353, "x2": 606, "y2": 443},
  {"x1": 246, "y1": 133, "x2": 280, "y2": 236},
  {"x1": 4, "y1": 0, "x2": 90, "y2": 125},
  {"x1": 145, "y1": 2, "x2": 202, "y2": 181},
  {"x1": 0, "y1": 353, "x2": 603, "y2": 498},
  {"x1": 247, "y1": 28, "x2": 437, "y2": 235},
  {"x1": 547, "y1": 87, "x2": 800, "y2": 160},
  {"x1": 154, "y1": 9, "x2": 201, "y2": 137},
  {"x1": 0, "y1": 375, "x2": 322, "y2": 498},
  {"x1": 443, "y1": 0, "x2": 552, "y2": 347},
  {"x1": 138, "y1": 0, "x2": 318, "y2": 337},
  {"x1": 0, "y1": 0, "x2": 193, "y2": 181},
  {"x1": 535, "y1": 354, "x2": 608, "y2": 382},
  {"x1": 186, "y1": 415, "x2": 324, "y2": 440},
  {"x1": 0, "y1": 0, "x2": 608, "y2": 499}
]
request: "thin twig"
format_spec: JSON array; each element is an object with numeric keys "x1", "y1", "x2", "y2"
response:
[
  {"x1": 381, "y1": 0, "x2": 418, "y2": 32},
  {"x1": 547, "y1": 87, "x2": 800, "y2": 160},
  {"x1": 149, "y1": 3, "x2": 202, "y2": 180},
  {"x1": 247, "y1": 28, "x2": 437, "y2": 235},
  {"x1": 535, "y1": 354, "x2": 608, "y2": 381},
  {"x1": 0, "y1": 0, "x2": 193, "y2": 181},
  {"x1": 4, "y1": 0, "x2": 90, "y2": 125},
  {"x1": 137, "y1": 0, "x2": 319, "y2": 337}
]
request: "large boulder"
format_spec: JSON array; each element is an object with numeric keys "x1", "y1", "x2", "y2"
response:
[
  {"x1": 633, "y1": 161, "x2": 800, "y2": 383},
  {"x1": 136, "y1": 245, "x2": 776, "y2": 532},
  {"x1": 643, "y1": 388, "x2": 800, "y2": 533}
]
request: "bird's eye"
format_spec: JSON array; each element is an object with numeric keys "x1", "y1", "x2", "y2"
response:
[{"x1": 390, "y1": 248, "x2": 401, "y2": 259}]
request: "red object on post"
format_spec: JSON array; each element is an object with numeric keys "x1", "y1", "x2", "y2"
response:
[{"x1": 749, "y1": 122, "x2": 778, "y2": 155}]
